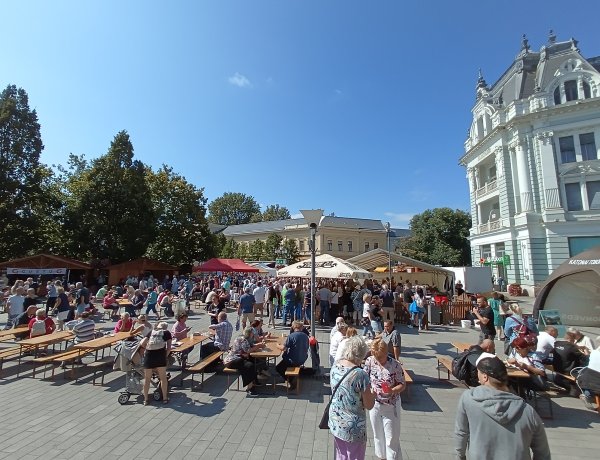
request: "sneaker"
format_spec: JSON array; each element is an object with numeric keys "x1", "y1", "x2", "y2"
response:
[
  {"x1": 246, "y1": 388, "x2": 259, "y2": 397},
  {"x1": 288, "y1": 380, "x2": 297, "y2": 391},
  {"x1": 407, "y1": 324, "x2": 413, "y2": 328}
]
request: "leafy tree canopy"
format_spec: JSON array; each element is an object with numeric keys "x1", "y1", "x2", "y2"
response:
[
  {"x1": 208, "y1": 192, "x2": 261, "y2": 225},
  {"x1": 398, "y1": 207, "x2": 471, "y2": 266},
  {"x1": 262, "y1": 204, "x2": 291, "y2": 222}
]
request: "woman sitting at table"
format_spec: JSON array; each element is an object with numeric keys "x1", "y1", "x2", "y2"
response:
[
  {"x1": 127, "y1": 289, "x2": 144, "y2": 317},
  {"x1": 140, "y1": 322, "x2": 171, "y2": 405},
  {"x1": 114, "y1": 312, "x2": 133, "y2": 333},
  {"x1": 132, "y1": 314, "x2": 153, "y2": 337},
  {"x1": 171, "y1": 313, "x2": 193, "y2": 363},
  {"x1": 223, "y1": 327, "x2": 266, "y2": 396},
  {"x1": 250, "y1": 319, "x2": 270, "y2": 343},
  {"x1": 103, "y1": 290, "x2": 120, "y2": 319},
  {"x1": 207, "y1": 293, "x2": 224, "y2": 325},
  {"x1": 507, "y1": 336, "x2": 548, "y2": 392}
]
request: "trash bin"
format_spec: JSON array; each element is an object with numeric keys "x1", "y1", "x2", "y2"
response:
[{"x1": 428, "y1": 303, "x2": 442, "y2": 325}]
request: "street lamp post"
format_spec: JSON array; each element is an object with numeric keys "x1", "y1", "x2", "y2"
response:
[
  {"x1": 385, "y1": 222, "x2": 392, "y2": 282},
  {"x1": 300, "y1": 209, "x2": 324, "y2": 340}
]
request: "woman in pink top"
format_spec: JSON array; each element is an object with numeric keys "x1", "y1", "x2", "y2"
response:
[
  {"x1": 114, "y1": 312, "x2": 133, "y2": 333},
  {"x1": 103, "y1": 290, "x2": 119, "y2": 318}
]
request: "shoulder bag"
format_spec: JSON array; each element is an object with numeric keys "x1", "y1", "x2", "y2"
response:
[{"x1": 319, "y1": 365, "x2": 359, "y2": 429}]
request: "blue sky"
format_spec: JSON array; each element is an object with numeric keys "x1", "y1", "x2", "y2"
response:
[{"x1": 2, "y1": 1, "x2": 600, "y2": 228}]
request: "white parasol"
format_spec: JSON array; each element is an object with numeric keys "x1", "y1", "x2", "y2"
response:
[{"x1": 277, "y1": 253, "x2": 373, "y2": 280}]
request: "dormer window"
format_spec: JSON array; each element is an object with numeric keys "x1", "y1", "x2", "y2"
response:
[
  {"x1": 554, "y1": 79, "x2": 592, "y2": 105},
  {"x1": 565, "y1": 80, "x2": 578, "y2": 101}
]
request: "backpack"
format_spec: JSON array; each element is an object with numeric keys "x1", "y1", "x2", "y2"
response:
[
  {"x1": 452, "y1": 347, "x2": 482, "y2": 386},
  {"x1": 511, "y1": 317, "x2": 537, "y2": 346},
  {"x1": 30, "y1": 319, "x2": 47, "y2": 337},
  {"x1": 146, "y1": 330, "x2": 166, "y2": 350}
]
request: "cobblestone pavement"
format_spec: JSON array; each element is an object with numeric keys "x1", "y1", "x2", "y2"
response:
[{"x1": 0, "y1": 308, "x2": 598, "y2": 460}]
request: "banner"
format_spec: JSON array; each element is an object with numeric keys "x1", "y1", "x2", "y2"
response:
[{"x1": 7, "y1": 267, "x2": 67, "y2": 275}]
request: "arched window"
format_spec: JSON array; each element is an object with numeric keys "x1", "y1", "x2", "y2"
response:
[{"x1": 554, "y1": 86, "x2": 561, "y2": 105}]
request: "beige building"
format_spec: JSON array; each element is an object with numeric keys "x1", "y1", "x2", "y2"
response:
[{"x1": 220, "y1": 216, "x2": 409, "y2": 260}]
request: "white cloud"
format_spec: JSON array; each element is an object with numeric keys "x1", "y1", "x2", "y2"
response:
[
  {"x1": 384, "y1": 212, "x2": 414, "y2": 227},
  {"x1": 228, "y1": 72, "x2": 252, "y2": 88}
]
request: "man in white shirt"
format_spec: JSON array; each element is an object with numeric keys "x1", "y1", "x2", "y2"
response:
[
  {"x1": 570, "y1": 327, "x2": 596, "y2": 354},
  {"x1": 5, "y1": 287, "x2": 25, "y2": 329},
  {"x1": 536, "y1": 326, "x2": 558, "y2": 363},
  {"x1": 330, "y1": 317, "x2": 345, "y2": 341},
  {"x1": 253, "y1": 282, "x2": 266, "y2": 318},
  {"x1": 329, "y1": 322, "x2": 347, "y2": 366}
]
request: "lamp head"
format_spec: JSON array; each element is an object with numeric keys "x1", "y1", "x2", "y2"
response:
[{"x1": 300, "y1": 209, "x2": 324, "y2": 228}]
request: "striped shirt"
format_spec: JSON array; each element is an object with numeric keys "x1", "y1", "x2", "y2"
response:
[{"x1": 66, "y1": 318, "x2": 96, "y2": 343}]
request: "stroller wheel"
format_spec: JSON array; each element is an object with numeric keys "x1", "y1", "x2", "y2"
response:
[
  {"x1": 153, "y1": 389, "x2": 162, "y2": 401},
  {"x1": 117, "y1": 393, "x2": 130, "y2": 405}
]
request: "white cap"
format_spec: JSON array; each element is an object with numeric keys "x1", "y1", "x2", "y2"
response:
[{"x1": 475, "y1": 352, "x2": 496, "y2": 365}]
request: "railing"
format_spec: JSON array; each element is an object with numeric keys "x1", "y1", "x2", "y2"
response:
[
  {"x1": 441, "y1": 301, "x2": 473, "y2": 324},
  {"x1": 475, "y1": 179, "x2": 497, "y2": 199},
  {"x1": 477, "y1": 219, "x2": 502, "y2": 233}
]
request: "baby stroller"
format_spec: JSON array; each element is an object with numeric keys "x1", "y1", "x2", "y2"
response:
[{"x1": 113, "y1": 338, "x2": 164, "y2": 404}]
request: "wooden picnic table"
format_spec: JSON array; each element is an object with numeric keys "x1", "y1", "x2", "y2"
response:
[
  {"x1": 171, "y1": 334, "x2": 208, "y2": 386},
  {"x1": 17, "y1": 331, "x2": 74, "y2": 376},
  {"x1": 0, "y1": 324, "x2": 29, "y2": 339},
  {"x1": 451, "y1": 342, "x2": 473, "y2": 353},
  {"x1": 73, "y1": 331, "x2": 134, "y2": 352},
  {"x1": 250, "y1": 336, "x2": 285, "y2": 392}
]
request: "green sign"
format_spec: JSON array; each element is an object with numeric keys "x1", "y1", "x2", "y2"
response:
[
  {"x1": 481, "y1": 255, "x2": 510, "y2": 266},
  {"x1": 276, "y1": 258, "x2": 287, "y2": 266}
]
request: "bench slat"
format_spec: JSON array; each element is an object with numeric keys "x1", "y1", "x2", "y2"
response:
[{"x1": 188, "y1": 351, "x2": 223, "y2": 373}]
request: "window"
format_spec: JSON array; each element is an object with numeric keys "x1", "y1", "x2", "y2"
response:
[
  {"x1": 587, "y1": 181, "x2": 600, "y2": 209},
  {"x1": 569, "y1": 236, "x2": 600, "y2": 256},
  {"x1": 565, "y1": 183, "x2": 583, "y2": 211},
  {"x1": 327, "y1": 240, "x2": 332, "y2": 251},
  {"x1": 564, "y1": 80, "x2": 578, "y2": 101},
  {"x1": 347, "y1": 241, "x2": 353, "y2": 252},
  {"x1": 338, "y1": 241, "x2": 343, "y2": 252},
  {"x1": 374, "y1": 242, "x2": 379, "y2": 249},
  {"x1": 580, "y1": 133, "x2": 597, "y2": 161},
  {"x1": 481, "y1": 245, "x2": 492, "y2": 259},
  {"x1": 554, "y1": 86, "x2": 561, "y2": 105},
  {"x1": 364, "y1": 242, "x2": 370, "y2": 252},
  {"x1": 583, "y1": 81, "x2": 591, "y2": 99},
  {"x1": 559, "y1": 136, "x2": 576, "y2": 163},
  {"x1": 299, "y1": 240, "x2": 305, "y2": 251}
]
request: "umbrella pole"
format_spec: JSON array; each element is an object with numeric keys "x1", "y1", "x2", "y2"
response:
[{"x1": 310, "y1": 225, "x2": 317, "y2": 352}]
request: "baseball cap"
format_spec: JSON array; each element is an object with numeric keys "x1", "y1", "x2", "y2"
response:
[{"x1": 476, "y1": 356, "x2": 508, "y2": 382}]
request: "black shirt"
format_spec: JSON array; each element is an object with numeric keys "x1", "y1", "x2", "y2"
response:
[
  {"x1": 553, "y1": 340, "x2": 585, "y2": 373},
  {"x1": 403, "y1": 289, "x2": 414, "y2": 304},
  {"x1": 478, "y1": 306, "x2": 496, "y2": 337}
]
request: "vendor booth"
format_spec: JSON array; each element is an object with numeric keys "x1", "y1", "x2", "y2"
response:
[
  {"x1": 533, "y1": 246, "x2": 600, "y2": 327},
  {"x1": 107, "y1": 257, "x2": 178, "y2": 286},
  {"x1": 193, "y1": 258, "x2": 259, "y2": 273}
]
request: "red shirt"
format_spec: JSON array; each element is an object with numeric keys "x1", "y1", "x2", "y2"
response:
[{"x1": 28, "y1": 317, "x2": 55, "y2": 337}]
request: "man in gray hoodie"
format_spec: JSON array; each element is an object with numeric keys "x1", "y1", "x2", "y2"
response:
[{"x1": 455, "y1": 356, "x2": 551, "y2": 460}]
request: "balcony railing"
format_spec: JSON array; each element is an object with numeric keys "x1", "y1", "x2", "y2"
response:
[
  {"x1": 475, "y1": 179, "x2": 497, "y2": 199},
  {"x1": 477, "y1": 220, "x2": 502, "y2": 233}
]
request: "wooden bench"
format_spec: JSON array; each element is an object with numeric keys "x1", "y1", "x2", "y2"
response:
[
  {"x1": 223, "y1": 367, "x2": 241, "y2": 391},
  {"x1": 32, "y1": 348, "x2": 93, "y2": 380},
  {"x1": 187, "y1": 351, "x2": 224, "y2": 390},
  {"x1": 402, "y1": 368, "x2": 413, "y2": 399},
  {"x1": 436, "y1": 355, "x2": 454, "y2": 381},
  {"x1": 285, "y1": 366, "x2": 301, "y2": 395},
  {"x1": 0, "y1": 346, "x2": 34, "y2": 374},
  {"x1": 87, "y1": 356, "x2": 114, "y2": 386}
]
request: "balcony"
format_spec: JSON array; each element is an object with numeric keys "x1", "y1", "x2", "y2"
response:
[
  {"x1": 477, "y1": 220, "x2": 503, "y2": 233},
  {"x1": 475, "y1": 179, "x2": 497, "y2": 199}
]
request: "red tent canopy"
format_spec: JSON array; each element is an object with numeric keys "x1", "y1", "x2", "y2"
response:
[{"x1": 193, "y1": 258, "x2": 259, "y2": 273}]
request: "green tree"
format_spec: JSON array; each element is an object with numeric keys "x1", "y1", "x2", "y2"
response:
[
  {"x1": 235, "y1": 242, "x2": 249, "y2": 260},
  {"x1": 262, "y1": 204, "x2": 291, "y2": 222},
  {"x1": 219, "y1": 237, "x2": 238, "y2": 258},
  {"x1": 398, "y1": 207, "x2": 471, "y2": 266},
  {"x1": 144, "y1": 166, "x2": 214, "y2": 266},
  {"x1": 207, "y1": 192, "x2": 261, "y2": 225},
  {"x1": 0, "y1": 85, "x2": 54, "y2": 259},
  {"x1": 247, "y1": 239, "x2": 265, "y2": 261},
  {"x1": 264, "y1": 233, "x2": 284, "y2": 261},
  {"x1": 61, "y1": 131, "x2": 156, "y2": 262},
  {"x1": 282, "y1": 239, "x2": 300, "y2": 264}
]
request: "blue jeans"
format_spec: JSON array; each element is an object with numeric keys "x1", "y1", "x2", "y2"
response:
[
  {"x1": 275, "y1": 304, "x2": 281, "y2": 318},
  {"x1": 294, "y1": 303, "x2": 303, "y2": 321},
  {"x1": 320, "y1": 301, "x2": 330, "y2": 324},
  {"x1": 362, "y1": 319, "x2": 374, "y2": 337},
  {"x1": 411, "y1": 311, "x2": 423, "y2": 328},
  {"x1": 282, "y1": 303, "x2": 292, "y2": 325}
]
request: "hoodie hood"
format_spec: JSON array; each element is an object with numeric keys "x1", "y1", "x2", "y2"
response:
[{"x1": 469, "y1": 385, "x2": 526, "y2": 424}]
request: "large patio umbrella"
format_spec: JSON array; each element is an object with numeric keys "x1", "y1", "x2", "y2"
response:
[{"x1": 277, "y1": 253, "x2": 372, "y2": 280}]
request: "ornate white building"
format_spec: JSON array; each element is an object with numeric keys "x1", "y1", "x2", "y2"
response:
[{"x1": 459, "y1": 32, "x2": 600, "y2": 293}]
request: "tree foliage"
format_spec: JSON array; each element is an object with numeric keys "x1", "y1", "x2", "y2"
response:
[
  {"x1": 208, "y1": 192, "x2": 261, "y2": 225},
  {"x1": 398, "y1": 208, "x2": 471, "y2": 266},
  {"x1": 144, "y1": 166, "x2": 214, "y2": 266},
  {"x1": 0, "y1": 85, "x2": 53, "y2": 259},
  {"x1": 281, "y1": 238, "x2": 300, "y2": 264},
  {"x1": 264, "y1": 233, "x2": 284, "y2": 261},
  {"x1": 262, "y1": 204, "x2": 291, "y2": 222},
  {"x1": 219, "y1": 237, "x2": 238, "y2": 259},
  {"x1": 247, "y1": 239, "x2": 265, "y2": 261},
  {"x1": 59, "y1": 131, "x2": 156, "y2": 262}
]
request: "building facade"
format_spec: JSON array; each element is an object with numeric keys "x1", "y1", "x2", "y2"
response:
[
  {"x1": 460, "y1": 33, "x2": 600, "y2": 293},
  {"x1": 221, "y1": 216, "x2": 409, "y2": 261}
]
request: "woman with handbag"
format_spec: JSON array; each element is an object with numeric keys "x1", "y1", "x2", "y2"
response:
[
  {"x1": 364, "y1": 338, "x2": 406, "y2": 460},
  {"x1": 327, "y1": 336, "x2": 375, "y2": 460},
  {"x1": 140, "y1": 322, "x2": 171, "y2": 405}
]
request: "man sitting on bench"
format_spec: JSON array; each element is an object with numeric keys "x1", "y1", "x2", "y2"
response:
[
  {"x1": 276, "y1": 320, "x2": 309, "y2": 391},
  {"x1": 200, "y1": 311, "x2": 233, "y2": 365}
]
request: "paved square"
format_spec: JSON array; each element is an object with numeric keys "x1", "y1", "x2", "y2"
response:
[{"x1": 0, "y1": 309, "x2": 598, "y2": 459}]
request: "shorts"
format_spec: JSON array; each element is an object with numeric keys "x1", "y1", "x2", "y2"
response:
[{"x1": 242, "y1": 312, "x2": 255, "y2": 323}]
